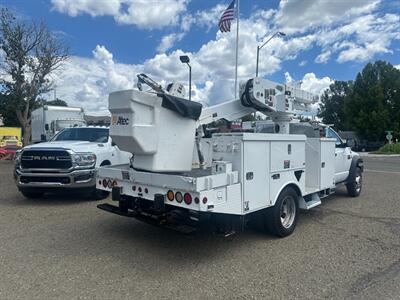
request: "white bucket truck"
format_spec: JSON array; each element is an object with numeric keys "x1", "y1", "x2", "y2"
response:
[
  {"x1": 31, "y1": 105, "x2": 86, "y2": 143},
  {"x1": 96, "y1": 74, "x2": 363, "y2": 237}
]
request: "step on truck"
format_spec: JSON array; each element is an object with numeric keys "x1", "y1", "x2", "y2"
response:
[{"x1": 96, "y1": 74, "x2": 363, "y2": 237}]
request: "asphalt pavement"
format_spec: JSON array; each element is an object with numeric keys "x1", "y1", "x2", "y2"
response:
[{"x1": 0, "y1": 156, "x2": 399, "y2": 299}]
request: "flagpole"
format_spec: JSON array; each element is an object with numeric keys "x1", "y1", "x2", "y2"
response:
[{"x1": 234, "y1": 0, "x2": 239, "y2": 98}]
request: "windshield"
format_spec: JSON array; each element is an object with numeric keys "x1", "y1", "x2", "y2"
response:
[
  {"x1": 55, "y1": 120, "x2": 86, "y2": 131},
  {"x1": 52, "y1": 128, "x2": 109, "y2": 143},
  {"x1": 1, "y1": 136, "x2": 18, "y2": 140},
  {"x1": 325, "y1": 127, "x2": 343, "y2": 146}
]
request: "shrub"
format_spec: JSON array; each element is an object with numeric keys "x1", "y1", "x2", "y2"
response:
[{"x1": 374, "y1": 143, "x2": 400, "y2": 154}]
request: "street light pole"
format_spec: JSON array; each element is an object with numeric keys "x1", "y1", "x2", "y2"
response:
[{"x1": 255, "y1": 31, "x2": 285, "y2": 77}]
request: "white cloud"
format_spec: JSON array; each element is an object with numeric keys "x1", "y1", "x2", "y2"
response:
[
  {"x1": 299, "y1": 60, "x2": 307, "y2": 67},
  {"x1": 300, "y1": 73, "x2": 333, "y2": 96},
  {"x1": 51, "y1": 0, "x2": 120, "y2": 17},
  {"x1": 48, "y1": 45, "x2": 142, "y2": 114},
  {"x1": 156, "y1": 4, "x2": 227, "y2": 53},
  {"x1": 157, "y1": 33, "x2": 185, "y2": 53},
  {"x1": 44, "y1": 1, "x2": 400, "y2": 113},
  {"x1": 275, "y1": 0, "x2": 380, "y2": 34},
  {"x1": 315, "y1": 50, "x2": 331, "y2": 64},
  {"x1": 51, "y1": 0, "x2": 188, "y2": 29},
  {"x1": 285, "y1": 72, "x2": 332, "y2": 96},
  {"x1": 395, "y1": 64, "x2": 400, "y2": 70}
]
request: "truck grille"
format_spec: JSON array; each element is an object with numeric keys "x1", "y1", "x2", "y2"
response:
[{"x1": 21, "y1": 150, "x2": 72, "y2": 169}]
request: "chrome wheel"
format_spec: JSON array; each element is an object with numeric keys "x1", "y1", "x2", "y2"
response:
[
  {"x1": 355, "y1": 173, "x2": 362, "y2": 193},
  {"x1": 280, "y1": 195, "x2": 296, "y2": 229}
]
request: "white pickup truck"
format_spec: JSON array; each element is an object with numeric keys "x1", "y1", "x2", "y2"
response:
[{"x1": 14, "y1": 126, "x2": 131, "y2": 199}]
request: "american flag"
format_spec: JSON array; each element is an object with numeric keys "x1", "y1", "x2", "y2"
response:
[{"x1": 219, "y1": 0, "x2": 236, "y2": 32}]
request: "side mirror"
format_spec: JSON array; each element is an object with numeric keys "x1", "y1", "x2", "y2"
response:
[
  {"x1": 44, "y1": 124, "x2": 49, "y2": 131},
  {"x1": 346, "y1": 139, "x2": 355, "y2": 148}
]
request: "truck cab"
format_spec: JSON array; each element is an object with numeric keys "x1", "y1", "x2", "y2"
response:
[{"x1": 323, "y1": 126, "x2": 353, "y2": 184}]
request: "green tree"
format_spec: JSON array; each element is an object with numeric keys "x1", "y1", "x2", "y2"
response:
[
  {"x1": 318, "y1": 81, "x2": 352, "y2": 130},
  {"x1": 0, "y1": 93, "x2": 19, "y2": 126},
  {"x1": 45, "y1": 98, "x2": 68, "y2": 106},
  {"x1": 344, "y1": 61, "x2": 400, "y2": 141},
  {"x1": 0, "y1": 9, "x2": 68, "y2": 144},
  {"x1": 0, "y1": 93, "x2": 67, "y2": 127}
]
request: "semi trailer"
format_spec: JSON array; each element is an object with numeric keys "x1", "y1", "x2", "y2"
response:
[{"x1": 96, "y1": 74, "x2": 363, "y2": 237}]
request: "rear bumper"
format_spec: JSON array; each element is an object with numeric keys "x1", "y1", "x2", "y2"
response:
[{"x1": 15, "y1": 168, "x2": 96, "y2": 189}]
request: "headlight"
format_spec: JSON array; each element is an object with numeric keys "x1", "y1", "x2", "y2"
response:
[
  {"x1": 73, "y1": 152, "x2": 96, "y2": 167},
  {"x1": 15, "y1": 150, "x2": 22, "y2": 165}
]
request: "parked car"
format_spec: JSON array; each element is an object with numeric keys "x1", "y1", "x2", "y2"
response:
[{"x1": 14, "y1": 126, "x2": 132, "y2": 199}]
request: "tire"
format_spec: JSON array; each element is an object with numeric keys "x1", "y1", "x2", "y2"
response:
[
  {"x1": 346, "y1": 167, "x2": 362, "y2": 197},
  {"x1": 263, "y1": 187, "x2": 299, "y2": 237},
  {"x1": 20, "y1": 190, "x2": 44, "y2": 199}
]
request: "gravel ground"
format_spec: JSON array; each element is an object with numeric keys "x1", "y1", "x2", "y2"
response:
[{"x1": 0, "y1": 157, "x2": 399, "y2": 299}]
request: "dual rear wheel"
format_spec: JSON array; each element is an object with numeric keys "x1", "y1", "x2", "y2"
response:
[{"x1": 261, "y1": 187, "x2": 299, "y2": 237}]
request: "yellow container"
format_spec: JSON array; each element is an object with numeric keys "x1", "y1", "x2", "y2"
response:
[{"x1": 0, "y1": 127, "x2": 23, "y2": 148}]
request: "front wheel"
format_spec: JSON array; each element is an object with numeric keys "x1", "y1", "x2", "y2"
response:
[
  {"x1": 346, "y1": 167, "x2": 362, "y2": 197},
  {"x1": 263, "y1": 187, "x2": 299, "y2": 237}
]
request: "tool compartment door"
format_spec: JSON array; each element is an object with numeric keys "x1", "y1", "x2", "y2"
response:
[
  {"x1": 320, "y1": 139, "x2": 335, "y2": 189},
  {"x1": 242, "y1": 140, "x2": 270, "y2": 213}
]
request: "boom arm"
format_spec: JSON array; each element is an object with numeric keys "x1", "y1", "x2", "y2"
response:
[{"x1": 198, "y1": 99, "x2": 255, "y2": 126}]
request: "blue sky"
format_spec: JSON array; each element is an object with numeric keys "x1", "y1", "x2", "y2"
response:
[{"x1": 2, "y1": 0, "x2": 400, "y2": 113}]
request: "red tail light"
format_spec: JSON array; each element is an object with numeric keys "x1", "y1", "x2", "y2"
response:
[
  {"x1": 184, "y1": 193, "x2": 192, "y2": 205},
  {"x1": 102, "y1": 179, "x2": 107, "y2": 188},
  {"x1": 202, "y1": 197, "x2": 208, "y2": 204}
]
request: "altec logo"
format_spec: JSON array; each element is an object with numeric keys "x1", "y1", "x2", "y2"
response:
[{"x1": 112, "y1": 115, "x2": 129, "y2": 125}]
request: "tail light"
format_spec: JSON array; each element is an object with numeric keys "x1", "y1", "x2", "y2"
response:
[
  {"x1": 184, "y1": 193, "x2": 192, "y2": 205},
  {"x1": 175, "y1": 192, "x2": 183, "y2": 203},
  {"x1": 144, "y1": 188, "x2": 148, "y2": 194},
  {"x1": 202, "y1": 197, "x2": 208, "y2": 204},
  {"x1": 167, "y1": 190, "x2": 174, "y2": 201},
  {"x1": 107, "y1": 180, "x2": 112, "y2": 188},
  {"x1": 138, "y1": 187, "x2": 142, "y2": 193},
  {"x1": 132, "y1": 186, "x2": 136, "y2": 191},
  {"x1": 102, "y1": 179, "x2": 107, "y2": 188},
  {"x1": 194, "y1": 197, "x2": 199, "y2": 204}
]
